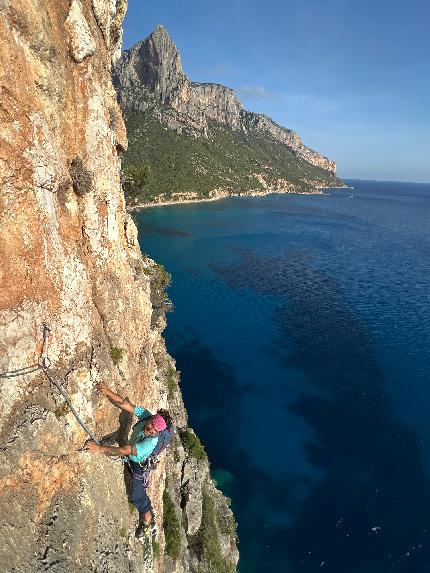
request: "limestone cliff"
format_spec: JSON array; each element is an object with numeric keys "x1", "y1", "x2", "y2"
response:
[
  {"x1": 0, "y1": 2, "x2": 237, "y2": 572},
  {"x1": 114, "y1": 25, "x2": 336, "y2": 174}
]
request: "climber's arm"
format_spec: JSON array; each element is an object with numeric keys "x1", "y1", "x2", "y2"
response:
[
  {"x1": 95, "y1": 383, "x2": 135, "y2": 413},
  {"x1": 85, "y1": 441, "x2": 137, "y2": 456}
]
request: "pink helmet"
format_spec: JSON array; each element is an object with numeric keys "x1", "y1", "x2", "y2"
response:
[{"x1": 152, "y1": 413, "x2": 167, "y2": 432}]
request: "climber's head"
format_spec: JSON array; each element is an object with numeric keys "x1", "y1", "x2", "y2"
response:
[{"x1": 144, "y1": 413, "x2": 167, "y2": 436}]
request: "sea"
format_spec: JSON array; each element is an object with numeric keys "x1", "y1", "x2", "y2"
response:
[{"x1": 133, "y1": 180, "x2": 430, "y2": 573}]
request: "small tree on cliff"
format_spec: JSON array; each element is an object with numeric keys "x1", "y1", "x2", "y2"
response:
[{"x1": 122, "y1": 163, "x2": 152, "y2": 201}]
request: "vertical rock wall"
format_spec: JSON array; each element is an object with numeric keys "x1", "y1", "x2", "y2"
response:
[{"x1": 0, "y1": 2, "x2": 238, "y2": 572}]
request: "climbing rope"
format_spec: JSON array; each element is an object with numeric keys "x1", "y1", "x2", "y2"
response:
[
  {"x1": 0, "y1": 363, "x2": 40, "y2": 379},
  {"x1": 39, "y1": 323, "x2": 100, "y2": 445}
]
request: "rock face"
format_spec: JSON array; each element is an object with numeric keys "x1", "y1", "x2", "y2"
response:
[
  {"x1": 0, "y1": 3, "x2": 237, "y2": 573},
  {"x1": 114, "y1": 25, "x2": 336, "y2": 173}
]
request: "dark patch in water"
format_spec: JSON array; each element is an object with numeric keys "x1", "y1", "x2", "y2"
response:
[
  {"x1": 139, "y1": 223, "x2": 190, "y2": 237},
  {"x1": 172, "y1": 337, "x2": 309, "y2": 571},
  {"x1": 213, "y1": 249, "x2": 430, "y2": 572},
  {"x1": 173, "y1": 339, "x2": 242, "y2": 467}
]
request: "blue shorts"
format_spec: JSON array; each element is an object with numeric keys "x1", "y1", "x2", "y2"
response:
[{"x1": 128, "y1": 460, "x2": 153, "y2": 515}]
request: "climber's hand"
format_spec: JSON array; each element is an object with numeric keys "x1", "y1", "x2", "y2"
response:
[
  {"x1": 95, "y1": 382, "x2": 109, "y2": 396},
  {"x1": 84, "y1": 440, "x2": 102, "y2": 453}
]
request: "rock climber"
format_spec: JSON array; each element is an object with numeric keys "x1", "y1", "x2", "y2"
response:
[{"x1": 85, "y1": 382, "x2": 172, "y2": 538}]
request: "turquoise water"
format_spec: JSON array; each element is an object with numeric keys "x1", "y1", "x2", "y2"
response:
[{"x1": 134, "y1": 180, "x2": 430, "y2": 573}]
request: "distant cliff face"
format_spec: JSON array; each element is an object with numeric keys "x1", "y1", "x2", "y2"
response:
[
  {"x1": 114, "y1": 25, "x2": 336, "y2": 173},
  {"x1": 0, "y1": 4, "x2": 237, "y2": 573}
]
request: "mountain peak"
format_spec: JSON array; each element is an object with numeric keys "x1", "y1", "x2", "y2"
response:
[
  {"x1": 147, "y1": 24, "x2": 183, "y2": 77},
  {"x1": 151, "y1": 24, "x2": 169, "y2": 38},
  {"x1": 147, "y1": 24, "x2": 178, "y2": 55},
  {"x1": 114, "y1": 29, "x2": 338, "y2": 175},
  {"x1": 119, "y1": 25, "x2": 184, "y2": 105}
]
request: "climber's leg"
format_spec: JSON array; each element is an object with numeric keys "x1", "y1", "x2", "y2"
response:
[
  {"x1": 130, "y1": 466, "x2": 154, "y2": 538},
  {"x1": 131, "y1": 473, "x2": 153, "y2": 515}
]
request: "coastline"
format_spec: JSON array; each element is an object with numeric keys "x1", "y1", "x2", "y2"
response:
[{"x1": 128, "y1": 183, "x2": 351, "y2": 211}]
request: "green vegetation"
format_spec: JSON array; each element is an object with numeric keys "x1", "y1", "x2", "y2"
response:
[
  {"x1": 119, "y1": 526, "x2": 128, "y2": 538},
  {"x1": 128, "y1": 501, "x2": 137, "y2": 514},
  {"x1": 193, "y1": 487, "x2": 236, "y2": 573},
  {"x1": 166, "y1": 366, "x2": 179, "y2": 398},
  {"x1": 152, "y1": 540, "x2": 161, "y2": 559},
  {"x1": 54, "y1": 402, "x2": 70, "y2": 418},
  {"x1": 142, "y1": 532, "x2": 152, "y2": 560},
  {"x1": 181, "y1": 428, "x2": 206, "y2": 461},
  {"x1": 163, "y1": 489, "x2": 181, "y2": 560},
  {"x1": 216, "y1": 498, "x2": 237, "y2": 538},
  {"x1": 110, "y1": 347, "x2": 124, "y2": 365},
  {"x1": 123, "y1": 162, "x2": 152, "y2": 198},
  {"x1": 122, "y1": 110, "x2": 343, "y2": 205},
  {"x1": 148, "y1": 262, "x2": 172, "y2": 316}
]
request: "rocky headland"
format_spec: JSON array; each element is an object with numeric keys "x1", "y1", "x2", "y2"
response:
[
  {"x1": 0, "y1": 2, "x2": 237, "y2": 572},
  {"x1": 113, "y1": 25, "x2": 345, "y2": 207}
]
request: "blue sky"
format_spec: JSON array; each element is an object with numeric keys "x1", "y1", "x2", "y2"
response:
[{"x1": 123, "y1": 1, "x2": 430, "y2": 183}]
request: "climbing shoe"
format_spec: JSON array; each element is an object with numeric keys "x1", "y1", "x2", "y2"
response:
[
  {"x1": 135, "y1": 522, "x2": 149, "y2": 539},
  {"x1": 135, "y1": 521, "x2": 155, "y2": 540}
]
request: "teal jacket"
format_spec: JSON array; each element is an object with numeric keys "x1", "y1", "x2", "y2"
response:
[{"x1": 128, "y1": 406, "x2": 158, "y2": 463}]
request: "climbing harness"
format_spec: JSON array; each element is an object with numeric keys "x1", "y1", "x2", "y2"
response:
[
  {"x1": 127, "y1": 455, "x2": 160, "y2": 488},
  {"x1": 135, "y1": 455, "x2": 158, "y2": 488},
  {"x1": 38, "y1": 323, "x2": 100, "y2": 445},
  {"x1": 127, "y1": 461, "x2": 152, "y2": 488}
]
